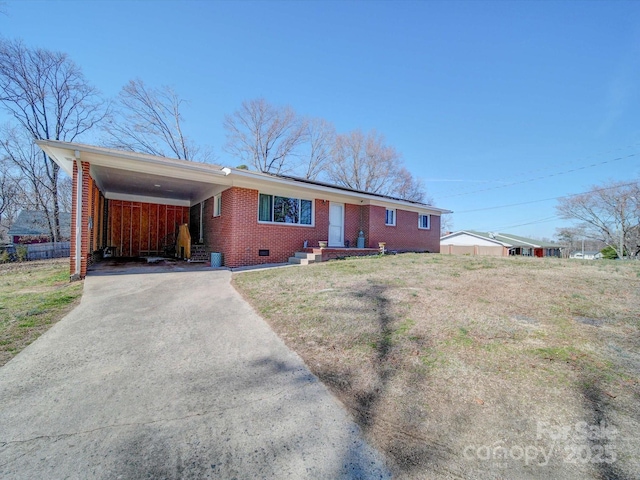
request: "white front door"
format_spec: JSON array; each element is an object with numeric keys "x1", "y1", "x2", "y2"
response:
[{"x1": 328, "y1": 202, "x2": 344, "y2": 247}]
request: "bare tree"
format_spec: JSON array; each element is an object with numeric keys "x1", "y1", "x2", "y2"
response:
[
  {"x1": 440, "y1": 214, "x2": 454, "y2": 237},
  {"x1": 1, "y1": 128, "x2": 53, "y2": 220},
  {"x1": 0, "y1": 157, "x2": 20, "y2": 241},
  {"x1": 556, "y1": 180, "x2": 640, "y2": 258},
  {"x1": 300, "y1": 117, "x2": 335, "y2": 180},
  {"x1": 0, "y1": 39, "x2": 106, "y2": 240},
  {"x1": 103, "y1": 79, "x2": 212, "y2": 162},
  {"x1": 224, "y1": 98, "x2": 307, "y2": 174},
  {"x1": 327, "y1": 129, "x2": 427, "y2": 202}
]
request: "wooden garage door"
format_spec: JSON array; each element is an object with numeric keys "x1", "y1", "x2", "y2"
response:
[{"x1": 108, "y1": 200, "x2": 190, "y2": 257}]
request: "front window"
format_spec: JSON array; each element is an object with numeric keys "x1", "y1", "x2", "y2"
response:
[
  {"x1": 385, "y1": 209, "x2": 395, "y2": 226},
  {"x1": 418, "y1": 214, "x2": 430, "y2": 229},
  {"x1": 259, "y1": 194, "x2": 313, "y2": 225}
]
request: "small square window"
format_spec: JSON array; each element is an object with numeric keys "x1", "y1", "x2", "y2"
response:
[
  {"x1": 213, "y1": 194, "x2": 222, "y2": 217},
  {"x1": 418, "y1": 214, "x2": 430, "y2": 229},
  {"x1": 385, "y1": 209, "x2": 395, "y2": 226}
]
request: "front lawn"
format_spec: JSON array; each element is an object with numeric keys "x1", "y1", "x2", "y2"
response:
[
  {"x1": 0, "y1": 258, "x2": 82, "y2": 367},
  {"x1": 233, "y1": 254, "x2": 640, "y2": 479}
]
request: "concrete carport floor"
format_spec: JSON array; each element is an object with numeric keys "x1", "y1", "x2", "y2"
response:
[{"x1": 0, "y1": 269, "x2": 390, "y2": 479}]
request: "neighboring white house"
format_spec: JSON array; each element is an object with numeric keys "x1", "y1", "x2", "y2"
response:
[
  {"x1": 569, "y1": 250, "x2": 603, "y2": 260},
  {"x1": 440, "y1": 231, "x2": 563, "y2": 257}
]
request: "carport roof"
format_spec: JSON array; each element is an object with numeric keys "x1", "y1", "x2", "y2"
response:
[
  {"x1": 36, "y1": 140, "x2": 452, "y2": 214},
  {"x1": 37, "y1": 140, "x2": 233, "y2": 206}
]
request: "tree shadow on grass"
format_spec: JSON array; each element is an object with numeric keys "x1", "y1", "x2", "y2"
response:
[
  {"x1": 580, "y1": 382, "x2": 630, "y2": 480},
  {"x1": 314, "y1": 285, "x2": 453, "y2": 476}
]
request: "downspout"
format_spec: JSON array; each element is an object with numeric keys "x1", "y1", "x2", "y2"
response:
[{"x1": 74, "y1": 155, "x2": 83, "y2": 279}]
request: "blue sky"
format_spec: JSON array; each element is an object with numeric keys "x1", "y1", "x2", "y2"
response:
[{"x1": 2, "y1": 0, "x2": 640, "y2": 239}]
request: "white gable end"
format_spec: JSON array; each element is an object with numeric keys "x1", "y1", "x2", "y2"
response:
[{"x1": 440, "y1": 233, "x2": 504, "y2": 247}]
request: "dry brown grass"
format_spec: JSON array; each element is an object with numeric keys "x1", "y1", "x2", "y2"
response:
[
  {"x1": 0, "y1": 258, "x2": 83, "y2": 366},
  {"x1": 233, "y1": 254, "x2": 640, "y2": 479}
]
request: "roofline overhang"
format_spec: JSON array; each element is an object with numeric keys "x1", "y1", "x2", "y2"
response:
[
  {"x1": 35, "y1": 140, "x2": 452, "y2": 215},
  {"x1": 36, "y1": 139, "x2": 231, "y2": 182},
  {"x1": 227, "y1": 168, "x2": 452, "y2": 215}
]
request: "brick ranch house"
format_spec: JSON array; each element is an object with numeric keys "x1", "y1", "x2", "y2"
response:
[{"x1": 37, "y1": 140, "x2": 451, "y2": 279}]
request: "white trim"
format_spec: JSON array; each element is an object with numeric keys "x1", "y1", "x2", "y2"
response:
[
  {"x1": 36, "y1": 140, "x2": 452, "y2": 215},
  {"x1": 74, "y1": 160, "x2": 82, "y2": 277},
  {"x1": 104, "y1": 192, "x2": 191, "y2": 207},
  {"x1": 228, "y1": 167, "x2": 451, "y2": 215},
  {"x1": 328, "y1": 202, "x2": 345, "y2": 247},
  {"x1": 213, "y1": 194, "x2": 222, "y2": 217},
  {"x1": 385, "y1": 208, "x2": 396, "y2": 226},
  {"x1": 418, "y1": 214, "x2": 430, "y2": 230},
  {"x1": 257, "y1": 192, "x2": 315, "y2": 227}
]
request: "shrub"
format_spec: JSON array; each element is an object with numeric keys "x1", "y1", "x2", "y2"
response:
[
  {"x1": 15, "y1": 245, "x2": 28, "y2": 262},
  {"x1": 600, "y1": 246, "x2": 618, "y2": 260}
]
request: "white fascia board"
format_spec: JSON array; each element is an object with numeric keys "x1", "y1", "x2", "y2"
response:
[
  {"x1": 37, "y1": 142, "x2": 75, "y2": 176},
  {"x1": 105, "y1": 191, "x2": 191, "y2": 207},
  {"x1": 85, "y1": 153, "x2": 230, "y2": 185},
  {"x1": 36, "y1": 140, "x2": 231, "y2": 185},
  {"x1": 227, "y1": 170, "x2": 452, "y2": 215}
]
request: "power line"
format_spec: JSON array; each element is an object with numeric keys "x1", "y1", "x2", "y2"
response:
[
  {"x1": 436, "y1": 151, "x2": 638, "y2": 199},
  {"x1": 430, "y1": 142, "x2": 640, "y2": 197},
  {"x1": 473, "y1": 215, "x2": 560, "y2": 232},
  {"x1": 454, "y1": 181, "x2": 639, "y2": 213}
]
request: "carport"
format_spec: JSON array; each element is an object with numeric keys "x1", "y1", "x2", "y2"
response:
[{"x1": 37, "y1": 140, "x2": 232, "y2": 279}]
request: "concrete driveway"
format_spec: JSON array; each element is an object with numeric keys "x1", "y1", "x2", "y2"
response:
[{"x1": 0, "y1": 269, "x2": 390, "y2": 479}]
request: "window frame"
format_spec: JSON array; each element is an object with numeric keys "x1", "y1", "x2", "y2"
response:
[
  {"x1": 418, "y1": 214, "x2": 430, "y2": 230},
  {"x1": 258, "y1": 193, "x2": 314, "y2": 227},
  {"x1": 385, "y1": 208, "x2": 396, "y2": 226},
  {"x1": 213, "y1": 194, "x2": 222, "y2": 217}
]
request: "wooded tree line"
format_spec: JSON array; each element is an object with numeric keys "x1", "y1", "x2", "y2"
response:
[{"x1": 0, "y1": 38, "x2": 429, "y2": 242}]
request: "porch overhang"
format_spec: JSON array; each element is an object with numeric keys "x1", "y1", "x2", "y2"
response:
[{"x1": 36, "y1": 140, "x2": 232, "y2": 207}]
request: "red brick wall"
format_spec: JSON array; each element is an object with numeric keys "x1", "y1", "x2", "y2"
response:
[
  {"x1": 364, "y1": 205, "x2": 440, "y2": 253},
  {"x1": 202, "y1": 186, "x2": 442, "y2": 268},
  {"x1": 203, "y1": 187, "x2": 332, "y2": 267},
  {"x1": 344, "y1": 204, "x2": 366, "y2": 247},
  {"x1": 79, "y1": 162, "x2": 91, "y2": 278}
]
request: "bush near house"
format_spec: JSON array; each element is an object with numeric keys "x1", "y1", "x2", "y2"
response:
[{"x1": 234, "y1": 254, "x2": 640, "y2": 479}]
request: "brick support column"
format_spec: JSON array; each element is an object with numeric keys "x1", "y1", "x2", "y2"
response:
[{"x1": 79, "y1": 162, "x2": 91, "y2": 278}]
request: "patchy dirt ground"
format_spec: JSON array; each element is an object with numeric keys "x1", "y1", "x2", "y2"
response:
[
  {"x1": 233, "y1": 254, "x2": 640, "y2": 479},
  {"x1": 0, "y1": 258, "x2": 82, "y2": 366}
]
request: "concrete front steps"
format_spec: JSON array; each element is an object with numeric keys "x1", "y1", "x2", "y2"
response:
[{"x1": 288, "y1": 251, "x2": 323, "y2": 265}]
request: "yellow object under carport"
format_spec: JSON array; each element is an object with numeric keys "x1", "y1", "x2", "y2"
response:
[{"x1": 176, "y1": 223, "x2": 191, "y2": 259}]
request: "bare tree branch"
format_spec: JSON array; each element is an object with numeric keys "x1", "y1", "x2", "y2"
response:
[
  {"x1": 102, "y1": 79, "x2": 213, "y2": 162},
  {"x1": 327, "y1": 129, "x2": 427, "y2": 202},
  {"x1": 223, "y1": 98, "x2": 307, "y2": 174},
  {"x1": 0, "y1": 39, "x2": 106, "y2": 240},
  {"x1": 301, "y1": 117, "x2": 335, "y2": 180},
  {"x1": 556, "y1": 180, "x2": 640, "y2": 258}
]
